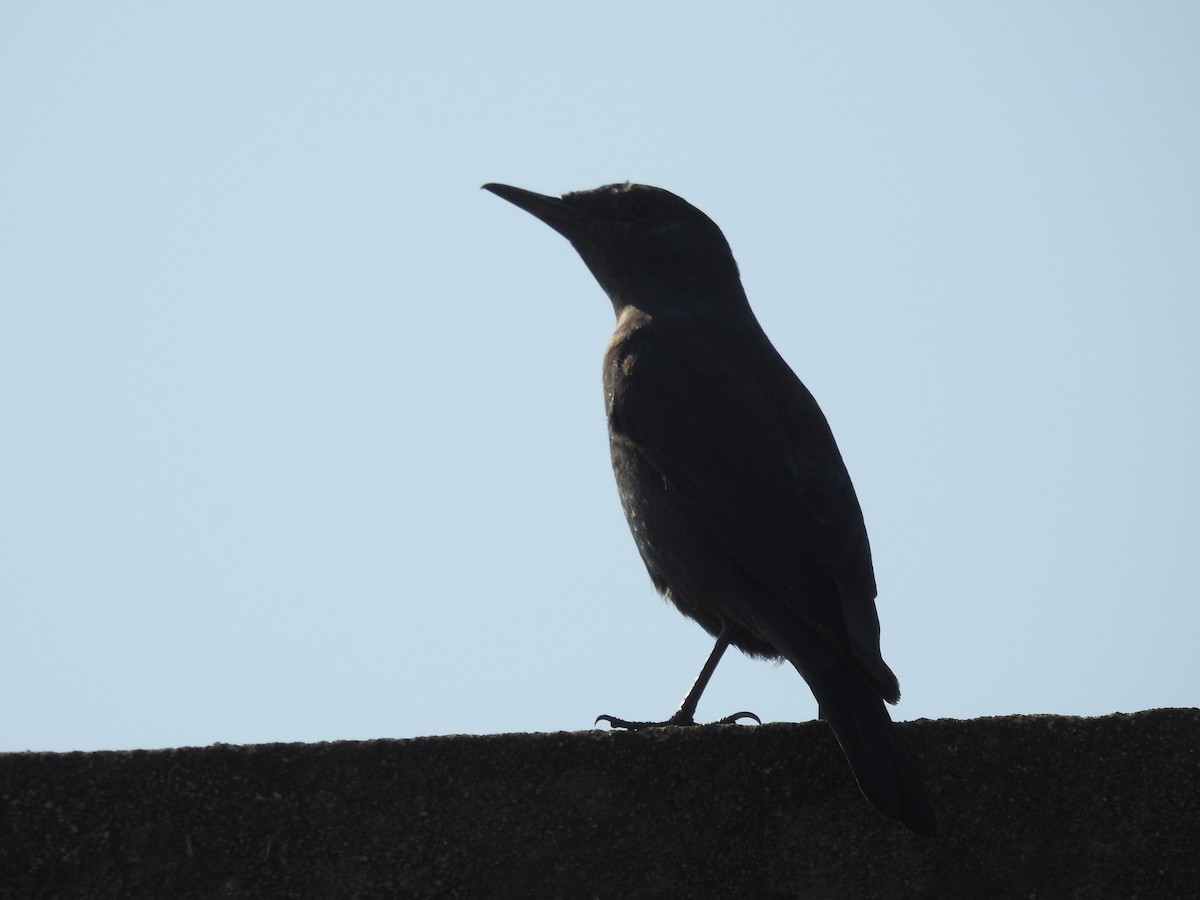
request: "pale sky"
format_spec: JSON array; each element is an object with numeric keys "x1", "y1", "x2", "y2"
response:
[{"x1": 2, "y1": 3, "x2": 1197, "y2": 752}]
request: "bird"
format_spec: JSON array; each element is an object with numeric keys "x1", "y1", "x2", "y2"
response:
[{"x1": 482, "y1": 180, "x2": 936, "y2": 835}]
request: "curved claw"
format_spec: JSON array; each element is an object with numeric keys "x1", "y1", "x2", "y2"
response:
[{"x1": 712, "y1": 710, "x2": 762, "y2": 726}]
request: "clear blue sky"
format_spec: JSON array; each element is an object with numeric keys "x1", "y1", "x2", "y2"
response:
[{"x1": 2, "y1": 4, "x2": 1197, "y2": 753}]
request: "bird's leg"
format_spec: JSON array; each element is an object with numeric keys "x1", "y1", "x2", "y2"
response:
[
  {"x1": 596, "y1": 624, "x2": 761, "y2": 730},
  {"x1": 666, "y1": 626, "x2": 735, "y2": 725}
]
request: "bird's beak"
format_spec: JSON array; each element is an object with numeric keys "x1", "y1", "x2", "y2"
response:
[{"x1": 482, "y1": 183, "x2": 592, "y2": 239}]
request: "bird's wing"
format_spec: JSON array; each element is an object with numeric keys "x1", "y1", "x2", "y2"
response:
[{"x1": 606, "y1": 323, "x2": 892, "y2": 689}]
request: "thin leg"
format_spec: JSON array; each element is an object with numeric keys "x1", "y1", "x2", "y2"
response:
[
  {"x1": 596, "y1": 623, "x2": 761, "y2": 730},
  {"x1": 667, "y1": 626, "x2": 733, "y2": 725}
]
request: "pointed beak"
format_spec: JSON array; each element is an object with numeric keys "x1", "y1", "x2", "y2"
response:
[{"x1": 482, "y1": 183, "x2": 592, "y2": 239}]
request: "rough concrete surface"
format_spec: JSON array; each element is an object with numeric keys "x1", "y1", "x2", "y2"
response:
[{"x1": 2, "y1": 709, "x2": 1197, "y2": 899}]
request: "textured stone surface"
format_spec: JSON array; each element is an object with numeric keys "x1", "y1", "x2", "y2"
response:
[{"x1": 2, "y1": 709, "x2": 1197, "y2": 898}]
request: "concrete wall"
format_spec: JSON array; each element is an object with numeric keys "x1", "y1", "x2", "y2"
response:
[{"x1": 2, "y1": 708, "x2": 1197, "y2": 898}]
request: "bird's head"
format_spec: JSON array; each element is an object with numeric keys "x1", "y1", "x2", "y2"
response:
[{"x1": 484, "y1": 182, "x2": 749, "y2": 320}]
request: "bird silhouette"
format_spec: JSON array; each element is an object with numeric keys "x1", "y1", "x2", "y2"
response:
[{"x1": 484, "y1": 181, "x2": 936, "y2": 835}]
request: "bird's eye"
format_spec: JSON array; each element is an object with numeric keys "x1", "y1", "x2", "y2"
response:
[{"x1": 631, "y1": 196, "x2": 660, "y2": 221}]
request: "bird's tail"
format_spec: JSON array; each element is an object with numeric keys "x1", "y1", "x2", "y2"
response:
[
  {"x1": 762, "y1": 619, "x2": 937, "y2": 835},
  {"x1": 803, "y1": 656, "x2": 937, "y2": 835}
]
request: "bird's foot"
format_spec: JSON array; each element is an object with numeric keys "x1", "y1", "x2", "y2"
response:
[{"x1": 595, "y1": 710, "x2": 760, "y2": 731}]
